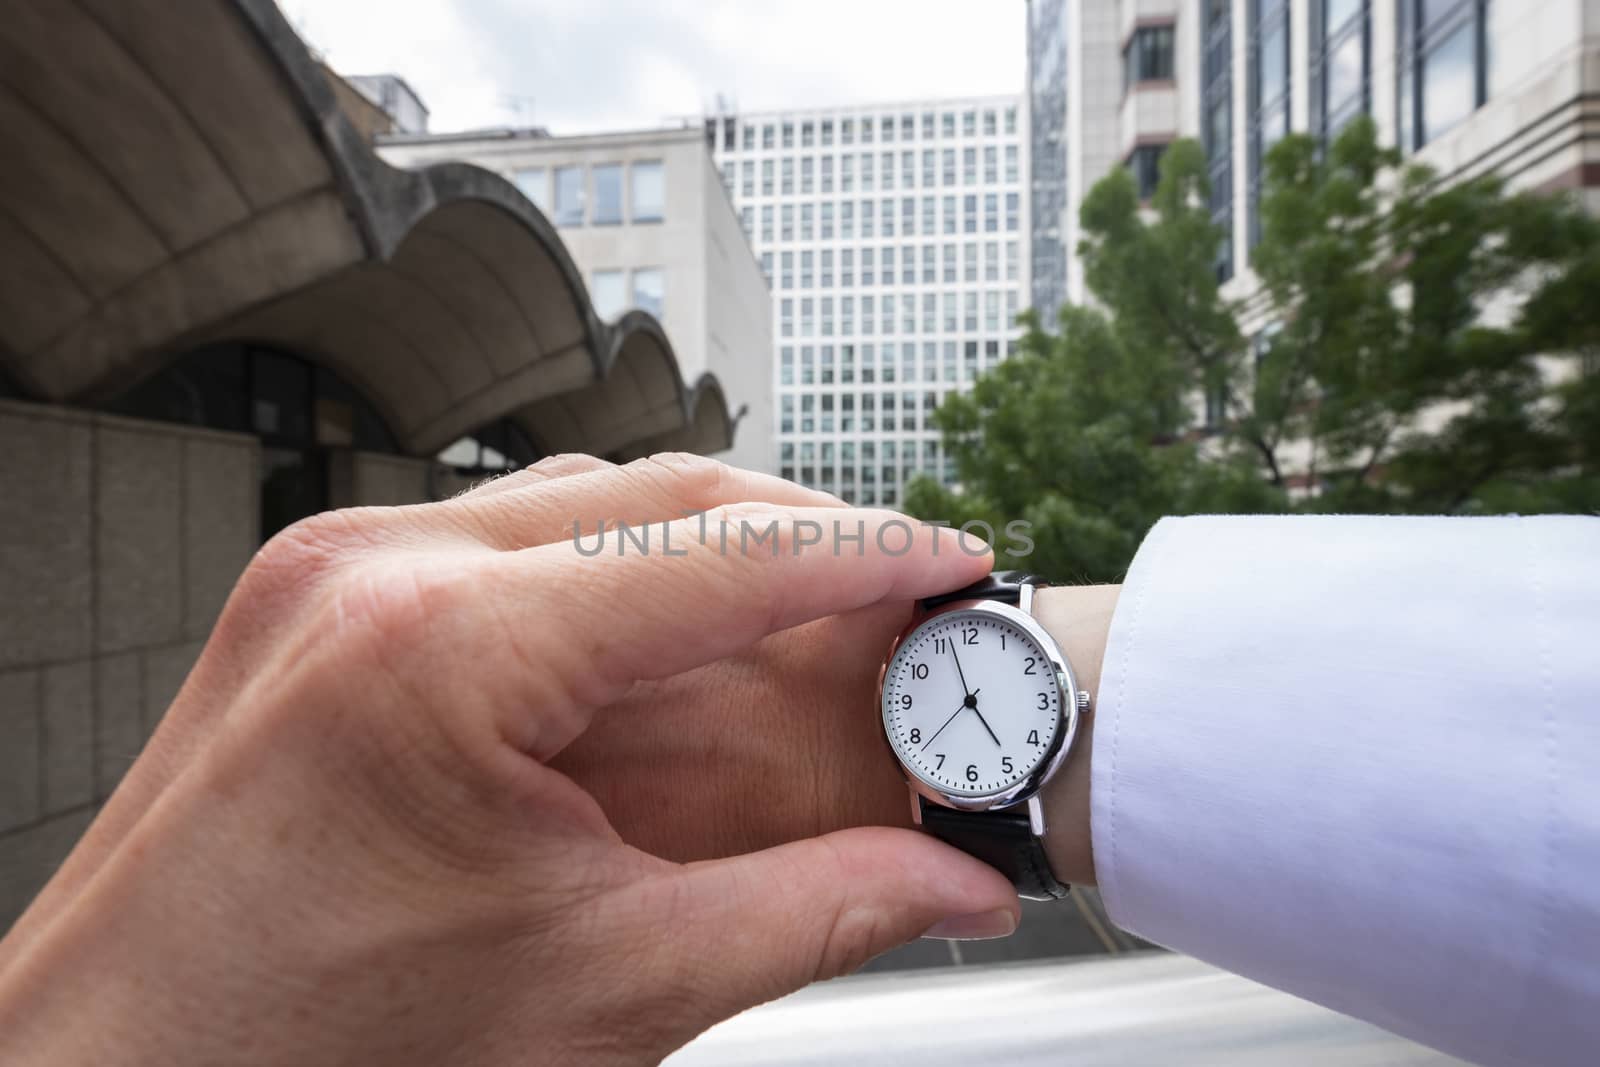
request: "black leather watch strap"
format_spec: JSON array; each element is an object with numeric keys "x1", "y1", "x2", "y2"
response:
[
  {"x1": 913, "y1": 570, "x2": 1070, "y2": 902},
  {"x1": 920, "y1": 570, "x2": 1038, "y2": 610},
  {"x1": 919, "y1": 802, "x2": 1070, "y2": 901}
]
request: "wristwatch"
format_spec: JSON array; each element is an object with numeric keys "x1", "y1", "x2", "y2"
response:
[{"x1": 877, "y1": 571, "x2": 1088, "y2": 901}]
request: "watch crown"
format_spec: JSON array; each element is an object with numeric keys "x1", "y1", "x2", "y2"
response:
[{"x1": 1076, "y1": 690, "x2": 1091, "y2": 714}]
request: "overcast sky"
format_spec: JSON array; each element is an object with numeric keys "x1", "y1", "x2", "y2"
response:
[{"x1": 290, "y1": 0, "x2": 1026, "y2": 134}]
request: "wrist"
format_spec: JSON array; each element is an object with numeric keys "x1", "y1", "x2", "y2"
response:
[{"x1": 1031, "y1": 583, "x2": 1120, "y2": 887}]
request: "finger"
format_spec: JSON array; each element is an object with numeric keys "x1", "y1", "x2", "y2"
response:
[
  {"x1": 637, "y1": 827, "x2": 1018, "y2": 1029},
  {"x1": 450, "y1": 453, "x2": 846, "y2": 550},
  {"x1": 488, "y1": 505, "x2": 991, "y2": 757},
  {"x1": 456, "y1": 453, "x2": 615, "y2": 501}
]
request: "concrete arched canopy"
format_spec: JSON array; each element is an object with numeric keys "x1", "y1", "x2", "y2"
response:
[{"x1": 0, "y1": 0, "x2": 731, "y2": 460}]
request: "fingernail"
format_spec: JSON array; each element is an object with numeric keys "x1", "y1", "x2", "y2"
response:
[
  {"x1": 921, "y1": 909, "x2": 1018, "y2": 941},
  {"x1": 958, "y1": 529, "x2": 990, "y2": 556}
]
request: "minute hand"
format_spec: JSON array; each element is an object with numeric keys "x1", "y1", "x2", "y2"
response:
[{"x1": 950, "y1": 643, "x2": 973, "y2": 696}]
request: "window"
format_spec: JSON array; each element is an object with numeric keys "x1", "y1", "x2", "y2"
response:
[
  {"x1": 1248, "y1": 0, "x2": 1291, "y2": 246},
  {"x1": 841, "y1": 200, "x2": 855, "y2": 240},
  {"x1": 862, "y1": 153, "x2": 875, "y2": 191},
  {"x1": 742, "y1": 125, "x2": 755, "y2": 150},
  {"x1": 1398, "y1": 0, "x2": 1489, "y2": 152},
  {"x1": 1004, "y1": 145, "x2": 1018, "y2": 182},
  {"x1": 881, "y1": 198, "x2": 894, "y2": 237},
  {"x1": 881, "y1": 115, "x2": 895, "y2": 142},
  {"x1": 842, "y1": 117, "x2": 855, "y2": 144},
  {"x1": 632, "y1": 269, "x2": 663, "y2": 318},
  {"x1": 922, "y1": 244, "x2": 936, "y2": 283},
  {"x1": 782, "y1": 122, "x2": 794, "y2": 148},
  {"x1": 801, "y1": 250, "x2": 814, "y2": 288},
  {"x1": 780, "y1": 346, "x2": 794, "y2": 386},
  {"x1": 901, "y1": 114, "x2": 915, "y2": 140},
  {"x1": 963, "y1": 194, "x2": 977, "y2": 234},
  {"x1": 801, "y1": 157, "x2": 814, "y2": 194},
  {"x1": 922, "y1": 149, "x2": 936, "y2": 187},
  {"x1": 512, "y1": 167, "x2": 547, "y2": 212},
  {"x1": 984, "y1": 241, "x2": 999, "y2": 282},
  {"x1": 1124, "y1": 24, "x2": 1176, "y2": 90},
  {"x1": 553, "y1": 165, "x2": 584, "y2": 225},
  {"x1": 943, "y1": 195, "x2": 956, "y2": 234},
  {"x1": 862, "y1": 248, "x2": 875, "y2": 286},
  {"x1": 1128, "y1": 143, "x2": 1169, "y2": 199},
  {"x1": 802, "y1": 121, "x2": 814, "y2": 147},
  {"x1": 781, "y1": 158, "x2": 794, "y2": 195},
  {"x1": 984, "y1": 146, "x2": 998, "y2": 183},
  {"x1": 841, "y1": 155, "x2": 854, "y2": 192},
  {"x1": 842, "y1": 248, "x2": 855, "y2": 287},
  {"x1": 983, "y1": 193, "x2": 998, "y2": 232},
  {"x1": 1004, "y1": 106, "x2": 1017, "y2": 134},
  {"x1": 591, "y1": 269, "x2": 625, "y2": 319},
  {"x1": 821, "y1": 119, "x2": 834, "y2": 146},
  {"x1": 962, "y1": 110, "x2": 976, "y2": 136},
  {"x1": 943, "y1": 242, "x2": 957, "y2": 283},
  {"x1": 901, "y1": 245, "x2": 916, "y2": 286},
  {"x1": 861, "y1": 198, "x2": 875, "y2": 238},
  {"x1": 780, "y1": 299, "x2": 793, "y2": 337},
  {"x1": 762, "y1": 124, "x2": 774, "y2": 149},
  {"x1": 861, "y1": 116, "x2": 874, "y2": 143},
  {"x1": 1204, "y1": 0, "x2": 1235, "y2": 281},
  {"x1": 964, "y1": 241, "x2": 978, "y2": 282},
  {"x1": 963, "y1": 147, "x2": 977, "y2": 185},
  {"x1": 592, "y1": 164, "x2": 623, "y2": 224},
  {"x1": 761, "y1": 205, "x2": 774, "y2": 242},
  {"x1": 942, "y1": 148, "x2": 956, "y2": 186},
  {"x1": 921, "y1": 196, "x2": 936, "y2": 235},
  {"x1": 922, "y1": 111, "x2": 935, "y2": 138},
  {"x1": 1005, "y1": 240, "x2": 1019, "y2": 281},
  {"x1": 801, "y1": 204, "x2": 813, "y2": 241},
  {"x1": 1314, "y1": 0, "x2": 1370, "y2": 143},
  {"x1": 821, "y1": 155, "x2": 834, "y2": 193},
  {"x1": 740, "y1": 160, "x2": 754, "y2": 197},
  {"x1": 882, "y1": 151, "x2": 895, "y2": 190},
  {"x1": 781, "y1": 204, "x2": 794, "y2": 241},
  {"x1": 781, "y1": 251, "x2": 794, "y2": 289},
  {"x1": 821, "y1": 201, "x2": 834, "y2": 240}
]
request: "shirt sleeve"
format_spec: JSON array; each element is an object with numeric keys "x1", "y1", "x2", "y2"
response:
[{"x1": 1090, "y1": 515, "x2": 1600, "y2": 1067}]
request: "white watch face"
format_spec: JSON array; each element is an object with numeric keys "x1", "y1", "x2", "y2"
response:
[{"x1": 881, "y1": 607, "x2": 1063, "y2": 797}]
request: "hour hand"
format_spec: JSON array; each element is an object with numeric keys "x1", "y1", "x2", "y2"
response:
[{"x1": 970, "y1": 702, "x2": 1001, "y2": 747}]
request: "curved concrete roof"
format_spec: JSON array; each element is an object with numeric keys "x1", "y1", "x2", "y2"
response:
[{"x1": 0, "y1": 0, "x2": 731, "y2": 458}]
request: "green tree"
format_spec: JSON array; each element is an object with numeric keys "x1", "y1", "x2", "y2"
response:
[{"x1": 909, "y1": 119, "x2": 1600, "y2": 582}]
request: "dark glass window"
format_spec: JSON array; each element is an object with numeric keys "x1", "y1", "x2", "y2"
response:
[
  {"x1": 1124, "y1": 25, "x2": 1176, "y2": 91},
  {"x1": 1128, "y1": 143, "x2": 1170, "y2": 199},
  {"x1": 1248, "y1": 0, "x2": 1291, "y2": 247},
  {"x1": 1312, "y1": 0, "x2": 1370, "y2": 144},
  {"x1": 1202, "y1": 0, "x2": 1235, "y2": 281},
  {"x1": 1397, "y1": 0, "x2": 1489, "y2": 152}
]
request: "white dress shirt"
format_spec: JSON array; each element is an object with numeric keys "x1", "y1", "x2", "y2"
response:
[{"x1": 1091, "y1": 516, "x2": 1599, "y2": 1067}]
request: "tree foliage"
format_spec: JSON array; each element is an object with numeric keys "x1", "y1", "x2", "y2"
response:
[{"x1": 909, "y1": 119, "x2": 1600, "y2": 582}]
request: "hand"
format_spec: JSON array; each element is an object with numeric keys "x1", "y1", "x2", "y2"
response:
[{"x1": 0, "y1": 454, "x2": 1017, "y2": 1066}]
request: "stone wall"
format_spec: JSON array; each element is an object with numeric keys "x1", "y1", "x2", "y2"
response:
[
  {"x1": 0, "y1": 400, "x2": 443, "y2": 929},
  {"x1": 0, "y1": 399, "x2": 259, "y2": 927}
]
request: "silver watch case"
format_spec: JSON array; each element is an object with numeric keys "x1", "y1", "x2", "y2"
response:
[{"x1": 876, "y1": 593, "x2": 1084, "y2": 832}]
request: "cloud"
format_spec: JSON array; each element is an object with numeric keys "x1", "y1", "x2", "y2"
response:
[{"x1": 290, "y1": 0, "x2": 1025, "y2": 133}]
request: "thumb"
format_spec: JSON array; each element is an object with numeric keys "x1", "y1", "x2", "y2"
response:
[{"x1": 656, "y1": 825, "x2": 1019, "y2": 1016}]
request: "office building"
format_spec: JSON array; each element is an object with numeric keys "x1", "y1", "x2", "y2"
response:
[
  {"x1": 1028, "y1": 0, "x2": 1599, "y2": 313},
  {"x1": 376, "y1": 126, "x2": 774, "y2": 474},
  {"x1": 706, "y1": 97, "x2": 1029, "y2": 504}
]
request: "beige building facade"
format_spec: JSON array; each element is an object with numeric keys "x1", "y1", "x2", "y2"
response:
[{"x1": 377, "y1": 127, "x2": 775, "y2": 475}]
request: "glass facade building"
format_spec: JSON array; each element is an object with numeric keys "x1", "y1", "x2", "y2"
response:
[{"x1": 712, "y1": 97, "x2": 1026, "y2": 504}]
